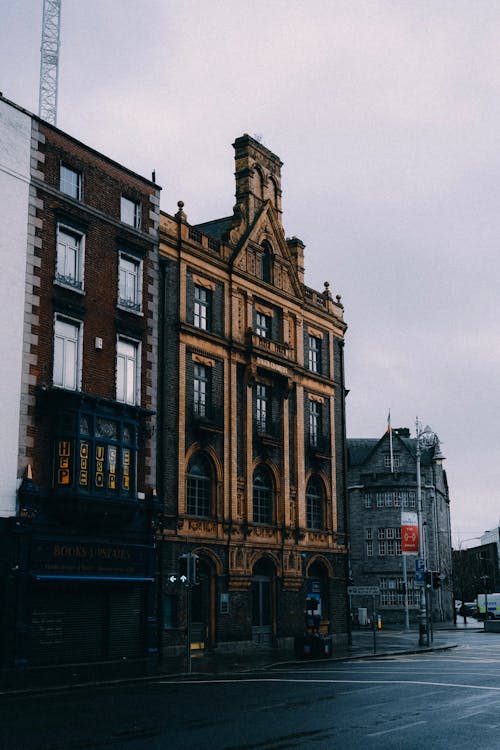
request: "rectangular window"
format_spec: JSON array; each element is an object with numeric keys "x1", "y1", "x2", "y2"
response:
[
  {"x1": 309, "y1": 400, "x2": 321, "y2": 447},
  {"x1": 366, "y1": 540, "x2": 373, "y2": 557},
  {"x1": 56, "y1": 225, "x2": 84, "y2": 290},
  {"x1": 118, "y1": 253, "x2": 142, "y2": 312},
  {"x1": 384, "y1": 454, "x2": 400, "y2": 469},
  {"x1": 53, "y1": 317, "x2": 81, "y2": 391},
  {"x1": 255, "y1": 312, "x2": 270, "y2": 339},
  {"x1": 116, "y1": 338, "x2": 140, "y2": 405},
  {"x1": 121, "y1": 196, "x2": 141, "y2": 228},
  {"x1": 378, "y1": 539, "x2": 387, "y2": 556},
  {"x1": 60, "y1": 164, "x2": 82, "y2": 200},
  {"x1": 308, "y1": 335, "x2": 321, "y2": 373},
  {"x1": 194, "y1": 285, "x2": 209, "y2": 330},
  {"x1": 364, "y1": 493, "x2": 372, "y2": 508},
  {"x1": 194, "y1": 364, "x2": 209, "y2": 417},
  {"x1": 256, "y1": 383, "x2": 269, "y2": 432}
]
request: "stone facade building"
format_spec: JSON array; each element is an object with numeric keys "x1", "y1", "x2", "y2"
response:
[
  {"x1": 347, "y1": 427, "x2": 454, "y2": 625},
  {"x1": 158, "y1": 135, "x2": 349, "y2": 654},
  {"x1": 0, "y1": 95, "x2": 161, "y2": 680},
  {"x1": 453, "y1": 541, "x2": 499, "y2": 605}
]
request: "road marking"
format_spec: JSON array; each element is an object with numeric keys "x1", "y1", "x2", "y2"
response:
[
  {"x1": 366, "y1": 720, "x2": 427, "y2": 738},
  {"x1": 160, "y1": 677, "x2": 500, "y2": 691}
]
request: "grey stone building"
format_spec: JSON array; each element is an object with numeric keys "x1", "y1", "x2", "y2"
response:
[{"x1": 347, "y1": 427, "x2": 454, "y2": 625}]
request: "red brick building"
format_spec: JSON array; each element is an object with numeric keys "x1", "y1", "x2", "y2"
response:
[{"x1": 0, "y1": 96, "x2": 161, "y2": 681}]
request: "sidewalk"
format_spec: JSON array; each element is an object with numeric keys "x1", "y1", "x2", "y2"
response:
[
  {"x1": 0, "y1": 626, "x2": 464, "y2": 694},
  {"x1": 184, "y1": 626, "x2": 461, "y2": 676}
]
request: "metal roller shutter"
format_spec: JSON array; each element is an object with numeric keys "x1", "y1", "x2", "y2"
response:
[{"x1": 31, "y1": 586, "x2": 104, "y2": 665}]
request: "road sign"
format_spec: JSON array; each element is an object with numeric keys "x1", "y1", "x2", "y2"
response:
[{"x1": 347, "y1": 586, "x2": 380, "y2": 596}]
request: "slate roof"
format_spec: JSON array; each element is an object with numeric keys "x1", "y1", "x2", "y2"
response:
[
  {"x1": 194, "y1": 216, "x2": 233, "y2": 241},
  {"x1": 347, "y1": 435, "x2": 433, "y2": 467}
]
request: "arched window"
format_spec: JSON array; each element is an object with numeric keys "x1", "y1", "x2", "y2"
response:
[
  {"x1": 187, "y1": 453, "x2": 212, "y2": 517},
  {"x1": 306, "y1": 476, "x2": 324, "y2": 530},
  {"x1": 253, "y1": 464, "x2": 273, "y2": 525}
]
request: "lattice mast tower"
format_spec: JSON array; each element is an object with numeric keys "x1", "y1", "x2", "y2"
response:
[{"x1": 38, "y1": 0, "x2": 62, "y2": 125}]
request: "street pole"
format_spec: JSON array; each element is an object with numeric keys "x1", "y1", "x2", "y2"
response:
[
  {"x1": 416, "y1": 420, "x2": 427, "y2": 646},
  {"x1": 403, "y1": 554, "x2": 410, "y2": 630}
]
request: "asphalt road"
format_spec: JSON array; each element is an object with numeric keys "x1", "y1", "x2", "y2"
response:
[{"x1": 2, "y1": 630, "x2": 500, "y2": 750}]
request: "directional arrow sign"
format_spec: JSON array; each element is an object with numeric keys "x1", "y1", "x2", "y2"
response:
[{"x1": 347, "y1": 586, "x2": 380, "y2": 596}]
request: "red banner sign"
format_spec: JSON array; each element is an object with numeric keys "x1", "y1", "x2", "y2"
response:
[{"x1": 401, "y1": 512, "x2": 419, "y2": 554}]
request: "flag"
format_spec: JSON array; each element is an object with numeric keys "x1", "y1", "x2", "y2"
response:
[{"x1": 401, "y1": 512, "x2": 419, "y2": 554}]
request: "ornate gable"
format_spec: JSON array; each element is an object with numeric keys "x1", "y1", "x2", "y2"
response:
[{"x1": 229, "y1": 200, "x2": 303, "y2": 299}]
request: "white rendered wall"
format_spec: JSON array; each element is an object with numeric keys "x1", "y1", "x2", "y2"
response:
[{"x1": 0, "y1": 100, "x2": 31, "y2": 516}]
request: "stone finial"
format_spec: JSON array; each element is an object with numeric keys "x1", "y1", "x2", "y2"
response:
[
  {"x1": 323, "y1": 281, "x2": 332, "y2": 299},
  {"x1": 175, "y1": 200, "x2": 187, "y2": 222}
]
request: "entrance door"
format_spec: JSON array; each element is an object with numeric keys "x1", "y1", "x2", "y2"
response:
[{"x1": 251, "y1": 574, "x2": 273, "y2": 646}]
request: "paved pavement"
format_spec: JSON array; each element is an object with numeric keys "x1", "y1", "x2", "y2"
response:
[{"x1": 1, "y1": 619, "x2": 485, "y2": 694}]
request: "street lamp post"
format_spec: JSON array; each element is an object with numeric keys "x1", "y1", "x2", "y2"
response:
[{"x1": 416, "y1": 419, "x2": 437, "y2": 647}]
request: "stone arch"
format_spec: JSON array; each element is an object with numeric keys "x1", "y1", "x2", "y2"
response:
[
  {"x1": 306, "y1": 554, "x2": 333, "y2": 578},
  {"x1": 252, "y1": 163, "x2": 267, "y2": 200},
  {"x1": 249, "y1": 550, "x2": 282, "y2": 578},
  {"x1": 192, "y1": 545, "x2": 224, "y2": 576}
]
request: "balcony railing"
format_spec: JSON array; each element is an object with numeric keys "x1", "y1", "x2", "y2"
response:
[{"x1": 249, "y1": 332, "x2": 293, "y2": 360}]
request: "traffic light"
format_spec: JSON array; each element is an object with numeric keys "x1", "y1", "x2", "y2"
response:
[
  {"x1": 179, "y1": 554, "x2": 189, "y2": 584},
  {"x1": 178, "y1": 553, "x2": 200, "y2": 585},
  {"x1": 432, "y1": 571, "x2": 441, "y2": 589},
  {"x1": 425, "y1": 570, "x2": 432, "y2": 588}
]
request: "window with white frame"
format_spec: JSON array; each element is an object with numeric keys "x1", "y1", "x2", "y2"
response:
[
  {"x1": 56, "y1": 225, "x2": 84, "y2": 290},
  {"x1": 380, "y1": 577, "x2": 419, "y2": 607},
  {"x1": 120, "y1": 196, "x2": 141, "y2": 228},
  {"x1": 364, "y1": 493, "x2": 372, "y2": 508},
  {"x1": 116, "y1": 338, "x2": 140, "y2": 405},
  {"x1": 194, "y1": 285, "x2": 209, "y2": 330},
  {"x1": 53, "y1": 316, "x2": 81, "y2": 390},
  {"x1": 308, "y1": 334, "x2": 321, "y2": 374},
  {"x1": 384, "y1": 454, "x2": 400, "y2": 469},
  {"x1": 366, "y1": 527, "x2": 373, "y2": 556},
  {"x1": 118, "y1": 253, "x2": 142, "y2": 312},
  {"x1": 256, "y1": 383, "x2": 269, "y2": 433},
  {"x1": 193, "y1": 364, "x2": 209, "y2": 417},
  {"x1": 309, "y1": 399, "x2": 321, "y2": 447},
  {"x1": 377, "y1": 527, "x2": 402, "y2": 556},
  {"x1": 60, "y1": 164, "x2": 82, "y2": 200},
  {"x1": 255, "y1": 311, "x2": 270, "y2": 339}
]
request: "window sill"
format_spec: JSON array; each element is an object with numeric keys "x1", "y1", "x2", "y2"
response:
[
  {"x1": 53, "y1": 279, "x2": 86, "y2": 295},
  {"x1": 117, "y1": 302, "x2": 144, "y2": 317}
]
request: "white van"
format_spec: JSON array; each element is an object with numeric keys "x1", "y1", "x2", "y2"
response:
[{"x1": 477, "y1": 593, "x2": 500, "y2": 619}]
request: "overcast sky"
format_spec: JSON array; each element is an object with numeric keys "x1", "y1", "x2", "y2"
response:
[{"x1": 2, "y1": 0, "x2": 499, "y2": 547}]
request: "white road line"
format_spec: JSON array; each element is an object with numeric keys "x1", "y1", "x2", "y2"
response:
[
  {"x1": 366, "y1": 720, "x2": 427, "y2": 738},
  {"x1": 160, "y1": 677, "x2": 500, "y2": 691}
]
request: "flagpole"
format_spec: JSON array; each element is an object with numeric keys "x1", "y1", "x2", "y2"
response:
[{"x1": 388, "y1": 410, "x2": 394, "y2": 473}]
